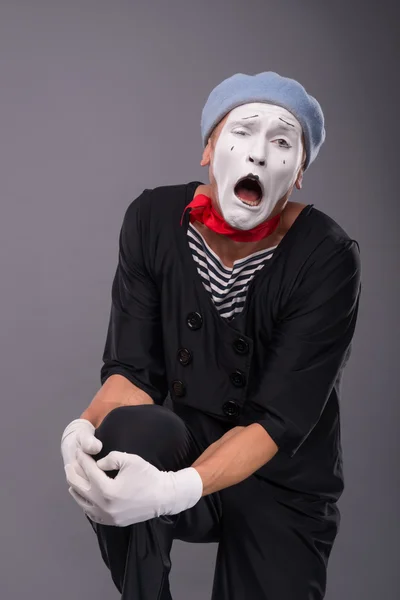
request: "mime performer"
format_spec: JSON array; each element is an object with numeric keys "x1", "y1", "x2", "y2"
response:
[{"x1": 61, "y1": 71, "x2": 362, "y2": 600}]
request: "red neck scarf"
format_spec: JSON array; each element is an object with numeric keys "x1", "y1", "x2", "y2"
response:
[{"x1": 180, "y1": 193, "x2": 281, "y2": 242}]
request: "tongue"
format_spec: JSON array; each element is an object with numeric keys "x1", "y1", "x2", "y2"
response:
[{"x1": 236, "y1": 186, "x2": 260, "y2": 203}]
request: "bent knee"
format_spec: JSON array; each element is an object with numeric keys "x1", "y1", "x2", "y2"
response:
[{"x1": 94, "y1": 404, "x2": 196, "y2": 471}]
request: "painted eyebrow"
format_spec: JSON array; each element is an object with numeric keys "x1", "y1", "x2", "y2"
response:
[
  {"x1": 279, "y1": 117, "x2": 295, "y2": 127},
  {"x1": 271, "y1": 122, "x2": 296, "y2": 133},
  {"x1": 232, "y1": 115, "x2": 295, "y2": 125},
  {"x1": 230, "y1": 115, "x2": 259, "y2": 126},
  {"x1": 230, "y1": 118, "x2": 258, "y2": 127},
  {"x1": 230, "y1": 118, "x2": 296, "y2": 134}
]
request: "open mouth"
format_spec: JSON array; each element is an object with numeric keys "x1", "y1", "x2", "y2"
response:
[{"x1": 234, "y1": 175, "x2": 263, "y2": 207}]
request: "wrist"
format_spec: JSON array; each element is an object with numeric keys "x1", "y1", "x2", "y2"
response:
[
  {"x1": 163, "y1": 467, "x2": 203, "y2": 516},
  {"x1": 62, "y1": 418, "x2": 94, "y2": 441}
]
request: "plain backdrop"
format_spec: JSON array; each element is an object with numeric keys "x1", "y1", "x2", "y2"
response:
[{"x1": 0, "y1": 1, "x2": 399, "y2": 598}]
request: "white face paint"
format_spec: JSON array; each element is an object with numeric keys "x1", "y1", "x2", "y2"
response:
[{"x1": 211, "y1": 102, "x2": 304, "y2": 230}]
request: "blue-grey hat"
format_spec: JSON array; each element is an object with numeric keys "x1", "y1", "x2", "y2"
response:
[{"x1": 201, "y1": 71, "x2": 325, "y2": 171}]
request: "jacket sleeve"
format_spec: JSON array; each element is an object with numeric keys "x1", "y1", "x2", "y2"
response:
[
  {"x1": 100, "y1": 190, "x2": 168, "y2": 405},
  {"x1": 241, "y1": 238, "x2": 362, "y2": 457}
]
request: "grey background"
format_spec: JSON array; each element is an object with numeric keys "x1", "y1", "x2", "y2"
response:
[{"x1": 0, "y1": 0, "x2": 398, "y2": 598}]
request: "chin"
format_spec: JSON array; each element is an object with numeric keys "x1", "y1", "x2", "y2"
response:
[
  {"x1": 224, "y1": 213, "x2": 259, "y2": 231},
  {"x1": 223, "y1": 206, "x2": 266, "y2": 230}
]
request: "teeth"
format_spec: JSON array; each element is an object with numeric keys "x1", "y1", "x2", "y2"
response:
[{"x1": 240, "y1": 199, "x2": 260, "y2": 207}]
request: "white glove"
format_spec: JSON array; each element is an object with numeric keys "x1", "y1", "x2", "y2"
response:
[
  {"x1": 61, "y1": 418, "x2": 103, "y2": 481},
  {"x1": 65, "y1": 448, "x2": 203, "y2": 527}
]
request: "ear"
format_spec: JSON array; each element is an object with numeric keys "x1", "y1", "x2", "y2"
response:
[
  {"x1": 200, "y1": 140, "x2": 212, "y2": 167},
  {"x1": 295, "y1": 139, "x2": 306, "y2": 189},
  {"x1": 295, "y1": 167, "x2": 304, "y2": 190}
]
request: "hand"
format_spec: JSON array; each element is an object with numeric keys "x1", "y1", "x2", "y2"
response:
[
  {"x1": 61, "y1": 418, "x2": 103, "y2": 482},
  {"x1": 65, "y1": 449, "x2": 203, "y2": 527}
]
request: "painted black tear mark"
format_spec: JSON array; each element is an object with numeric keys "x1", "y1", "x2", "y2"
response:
[
  {"x1": 279, "y1": 117, "x2": 295, "y2": 127},
  {"x1": 231, "y1": 146, "x2": 234, "y2": 151}
]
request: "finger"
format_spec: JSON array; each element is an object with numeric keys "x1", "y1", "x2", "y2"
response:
[
  {"x1": 68, "y1": 486, "x2": 93, "y2": 509},
  {"x1": 65, "y1": 464, "x2": 91, "y2": 493},
  {"x1": 84, "y1": 511, "x2": 106, "y2": 525},
  {"x1": 69, "y1": 488, "x2": 104, "y2": 524},
  {"x1": 76, "y1": 449, "x2": 112, "y2": 489},
  {"x1": 62, "y1": 457, "x2": 89, "y2": 482},
  {"x1": 69, "y1": 458, "x2": 90, "y2": 481},
  {"x1": 77, "y1": 433, "x2": 103, "y2": 455},
  {"x1": 85, "y1": 512, "x2": 103, "y2": 524},
  {"x1": 96, "y1": 451, "x2": 127, "y2": 472}
]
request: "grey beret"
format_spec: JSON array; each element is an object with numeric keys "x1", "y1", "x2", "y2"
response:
[{"x1": 200, "y1": 71, "x2": 326, "y2": 171}]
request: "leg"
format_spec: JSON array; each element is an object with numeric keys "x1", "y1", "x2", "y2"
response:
[
  {"x1": 211, "y1": 476, "x2": 340, "y2": 600},
  {"x1": 87, "y1": 404, "x2": 220, "y2": 599}
]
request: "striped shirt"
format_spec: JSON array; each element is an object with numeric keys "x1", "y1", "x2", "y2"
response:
[{"x1": 187, "y1": 222, "x2": 278, "y2": 321}]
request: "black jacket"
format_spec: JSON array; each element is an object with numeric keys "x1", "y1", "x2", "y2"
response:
[{"x1": 101, "y1": 181, "x2": 362, "y2": 502}]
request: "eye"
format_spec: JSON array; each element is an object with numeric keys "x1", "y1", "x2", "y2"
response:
[
  {"x1": 232, "y1": 129, "x2": 248, "y2": 137},
  {"x1": 274, "y1": 139, "x2": 292, "y2": 149}
]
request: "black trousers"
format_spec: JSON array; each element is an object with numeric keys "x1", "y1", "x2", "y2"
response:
[{"x1": 87, "y1": 404, "x2": 339, "y2": 599}]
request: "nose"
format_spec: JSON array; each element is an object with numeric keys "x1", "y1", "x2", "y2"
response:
[
  {"x1": 248, "y1": 142, "x2": 267, "y2": 167},
  {"x1": 247, "y1": 135, "x2": 268, "y2": 167},
  {"x1": 249, "y1": 154, "x2": 266, "y2": 166}
]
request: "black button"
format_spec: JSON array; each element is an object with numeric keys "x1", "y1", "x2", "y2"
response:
[
  {"x1": 186, "y1": 312, "x2": 203, "y2": 330},
  {"x1": 172, "y1": 380, "x2": 186, "y2": 397},
  {"x1": 177, "y1": 348, "x2": 192, "y2": 366},
  {"x1": 233, "y1": 337, "x2": 249, "y2": 355},
  {"x1": 223, "y1": 400, "x2": 241, "y2": 418},
  {"x1": 230, "y1": 370, "x2": 246, "y2": 387}
]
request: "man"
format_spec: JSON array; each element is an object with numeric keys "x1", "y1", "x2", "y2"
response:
[{"x1": 61, "y1": 72, "x2": 362, "y2": 599}]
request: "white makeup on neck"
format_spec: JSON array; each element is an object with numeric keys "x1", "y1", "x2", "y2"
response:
[{"x1": 211, "y1": 102, "x2": 304, "y2": 230}]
